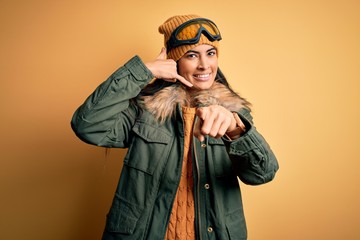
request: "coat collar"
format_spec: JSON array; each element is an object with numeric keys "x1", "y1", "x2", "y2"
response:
[{"x1": 138, "y1": 82, "x2": 250, "y2": 123}]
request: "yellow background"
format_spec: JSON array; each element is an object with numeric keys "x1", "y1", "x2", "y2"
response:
[{"x1": 1, "y1": 0, "x2": 359, "y2": 239}]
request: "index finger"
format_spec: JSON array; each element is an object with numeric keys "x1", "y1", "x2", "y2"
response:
[{"x1": 175, "y1": 74, "x2": 193, "y2": 88}]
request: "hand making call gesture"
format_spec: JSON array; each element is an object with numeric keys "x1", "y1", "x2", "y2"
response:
[{"x1": 145, "y1": 48, "x2": 193, "y2": 87}]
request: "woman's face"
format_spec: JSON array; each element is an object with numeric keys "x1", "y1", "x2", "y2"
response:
[{"x1": 178, "y1": 44, "x2": 218, "y2": 90}]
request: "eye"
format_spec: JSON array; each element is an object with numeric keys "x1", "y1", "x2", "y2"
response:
[
  {"x1": 186, "y1": 53, "x2": 197, "y2": 59},
  {"x1": 208, "y1": 50, "x2": 217, "y2": 56}
]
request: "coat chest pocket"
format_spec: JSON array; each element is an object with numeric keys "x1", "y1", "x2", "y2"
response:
[
  {"x1": 124, "y1": 121, "x2": 172, "y2": 175},
  {"x1": 208, "y1": 138, "x2": 233, "y2": 177}
]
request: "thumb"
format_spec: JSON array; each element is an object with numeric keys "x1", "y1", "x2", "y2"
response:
[
  {"x1": 156, "y1": 47, "x2": 167, "y2": 60},
  {"x1": 194, "y1": 118, "x2": 205, "y2": 142}
]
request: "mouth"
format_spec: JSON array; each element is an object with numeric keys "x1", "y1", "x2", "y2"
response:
[{"x1": 193, "y1": 73, "x2": 212, "y2": 81}]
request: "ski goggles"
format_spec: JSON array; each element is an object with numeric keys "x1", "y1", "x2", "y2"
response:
[{"x1": 166, "y1": 18, "x2": 222, "y2": 53}]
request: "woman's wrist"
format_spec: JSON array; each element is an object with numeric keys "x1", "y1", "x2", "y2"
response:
[{"x1": 225, "y1": 113, "x2": 246, "y2": 140}]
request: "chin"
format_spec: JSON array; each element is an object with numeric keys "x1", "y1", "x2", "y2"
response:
[
  {"x1": 192, "y1": 84, "x2": 211, "y2": 90},
  {"x1": 194, "y1": 81, "x2": 215, "y2": 90}
]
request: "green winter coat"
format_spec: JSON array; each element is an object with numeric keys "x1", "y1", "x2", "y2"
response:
[{"x1": 71, "y1": 56, "x2": 279, "y2": 240}]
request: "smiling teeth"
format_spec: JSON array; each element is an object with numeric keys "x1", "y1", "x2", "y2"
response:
[{"x1": 195, "y1": 74, "x2": 210, "y2": 78}]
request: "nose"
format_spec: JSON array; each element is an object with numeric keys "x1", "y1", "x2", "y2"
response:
[{"x1": 198, "y1": 56, "x2": 209, "y2": 70}]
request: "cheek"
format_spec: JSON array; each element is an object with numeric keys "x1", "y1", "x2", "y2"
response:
[
  {"x1": 177, "y1": 61, "x2": 185, "y2": 76},
  {"x1": 178, "y1": 68, "x2": 185, "y2": 78},
  {"x1": 178, "y1": 62, "x2": 193, "y2": 77},
  {"x1": 211, "y1": 58, "x2": 218, "y2": 68}
]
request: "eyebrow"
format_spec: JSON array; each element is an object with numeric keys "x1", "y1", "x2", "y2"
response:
[{"x1": 186, "y1": 47, "x2": 217, "y2": 54}]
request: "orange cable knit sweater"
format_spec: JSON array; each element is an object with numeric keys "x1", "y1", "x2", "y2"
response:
[{"x1": 165, "y1": 106, "x2": 196, "y2": 240}]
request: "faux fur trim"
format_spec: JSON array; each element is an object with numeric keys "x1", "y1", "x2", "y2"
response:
[{"x1": 138, "y1": 82, "x2": 250, "y2": 123}]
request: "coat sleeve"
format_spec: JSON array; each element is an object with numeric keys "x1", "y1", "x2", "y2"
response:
[
  {"x1": 71, "y1": 55, "x2": 154, "y2": 148},
  {"x1": 224, "y1": 108, "x2": 279, "y2": 185}
]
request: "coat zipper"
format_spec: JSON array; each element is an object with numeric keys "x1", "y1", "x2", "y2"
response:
[
  {"x1": 193, "y1": 116, "x2": 202, "y2": 240},
  {"x1": 193, "y1": 140, "x2": 202, "y2": 240}
]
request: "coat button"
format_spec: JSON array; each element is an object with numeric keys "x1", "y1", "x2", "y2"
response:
[
  {"x1": 201, "y1": 143, "x2": 207, "y2": 148},
  {"x1": 207, "y1": 227, "x2": 213, "y2": 233},
  {"x1": 204, "y1": 183, "x2": 210, "y2": 189}
]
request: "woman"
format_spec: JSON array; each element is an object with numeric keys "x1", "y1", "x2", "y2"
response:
[{"x1": 71, "y1": 14, "x2": 279, "y2": 240}]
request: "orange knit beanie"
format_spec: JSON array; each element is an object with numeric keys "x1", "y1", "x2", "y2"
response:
[{"x1": 158, "y1": 14, "x2": 220, "y2": 61}]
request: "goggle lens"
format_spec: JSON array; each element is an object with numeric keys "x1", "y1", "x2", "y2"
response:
[
  {"x1": 167, "y1": 18, "x2": 222, "y2": 52},
  {"x1": 175, "y1": 20, "x2": 219, "y2": 40}
]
